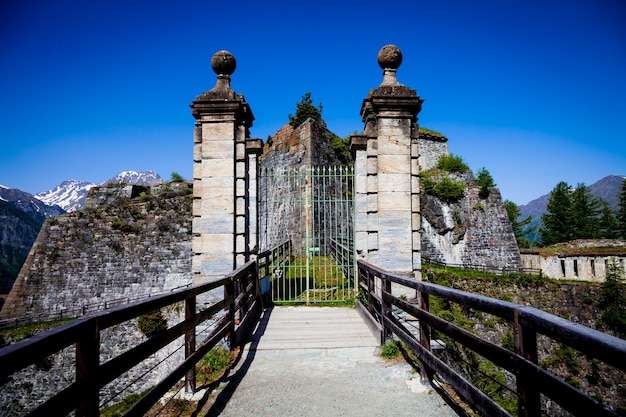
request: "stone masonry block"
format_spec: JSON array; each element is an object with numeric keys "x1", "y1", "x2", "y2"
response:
[
  {"x1": 367, "y1": 194, "x2": 378, "y2": 213},
  {"x1": 195, "y1": 177, "x2": 233, "y2": 197},
  {"x1": 201, "y1": 140, "x2": 234, "y2": 160},
  {"x1": 201, "y1": 159, "x2": 234, "y2": 178},
  {"x1": 378, "y1": 154, "x2": 410, "y2": 174},
  {"x1": 377, "y1": 136, "x2": 410, "y2": 155},
  {"x1": 378, "y1": 173, "x2": 409, "y2": 192},
  {"x1": 199, "y1": 197, "x2": 234, "y2": 216},
  {"x1": 193, "y1": 234, "x2": 234, "y2": 254},
  {"x1": 193, "y1": 217, "x2": 233, "y2": 235},
  {"x1": 194, "y1": 143, "x2": 202, "y2": 162},
  {"x1": 378, "y1": 192, "x2": 411, "y2": 211},
  {"x1": 367, "y1": 156, "x2": 378, "y2": 175},
  {"x1": 202, "y1": 121, "x2": 234, "y2": 141},
  {"x1": 366, "y1": 175, "x2": 378, "y2": 193}
]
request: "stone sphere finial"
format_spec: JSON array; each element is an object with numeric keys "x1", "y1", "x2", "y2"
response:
[
  {"x1": 211, "y1": 50, "x2": 237, "y2": 76},
  {"x1": 377, "y1": 45, "x2": 402, "y2": 70}
]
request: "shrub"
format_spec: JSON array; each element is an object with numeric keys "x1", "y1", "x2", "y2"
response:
[
  {"x1": 197, "y1": 345, "x2": 232, "y2": 384},
  {"x1": 434, "y1": 177, "x2": 465, "y2": 203},
  {"x1": 137, "y1": 310, "x2": 168, "y2": 337},
  {"x1": 170, "y1": 172, "x2": 185, "y2": 183},
  {"x1": 381, "y1": 339, "x2": 401, "y2": 359},
  {"x1": 436, "y1": 154, "x2": 469, "y2": 173}
]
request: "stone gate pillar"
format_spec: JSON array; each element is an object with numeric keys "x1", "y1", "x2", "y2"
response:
[
  {"x1": 351, "y1": 45, "x2": 423, "y2": 276},
  {"x1": 190, "y1": 51, "x2": 259, "y2": 283}
]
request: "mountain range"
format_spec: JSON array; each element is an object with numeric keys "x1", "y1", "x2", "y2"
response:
[
  {"x1": 519, "y1": 174, "x2": 625, "y2": 222},
  {"x1": 0, "y1": 171, "x2": 164, "y2": 295},
  {"x1": 34, "y1": 170, "x2": 163, "y2": 213}
]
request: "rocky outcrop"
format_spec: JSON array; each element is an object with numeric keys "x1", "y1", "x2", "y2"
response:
[{"x1": 421, "y1": 186, "x2": 522, "y2": 269}]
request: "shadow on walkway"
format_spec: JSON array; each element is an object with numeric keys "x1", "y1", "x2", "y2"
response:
[{"x1": 191, "y1": 305, "x2": 274, "y2": 417}]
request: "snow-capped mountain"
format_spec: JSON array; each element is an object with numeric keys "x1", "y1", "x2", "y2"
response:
[
  {"x1": 103, "y1": 170, "x2": 163, "y2": 187},
  {"x1": 36, "y1": 180, "x2": 97, "y2": 213},
  {"x1": 0, "y1": 185, "x2": 65, "y2": 219},
  {"x1": 33, "y1": 171, "x2": 164, "y2": 213}
]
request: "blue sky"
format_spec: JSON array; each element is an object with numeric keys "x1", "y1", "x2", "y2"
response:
[{"x1": 1, "y1": 0, "x2": 624, "y2": 205}]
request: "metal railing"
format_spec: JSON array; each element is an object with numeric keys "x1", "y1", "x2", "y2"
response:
[
  {"x1": 0, "y1": 256, "x2": 268, "y2": 417},
  {"x1": 356, "y1": 259, "x2": 626, "y2": 417}
]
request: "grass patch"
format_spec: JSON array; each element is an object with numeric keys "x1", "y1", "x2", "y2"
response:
[{"x1": 381, "y1": 339, "x2": 402, "y2": 359}]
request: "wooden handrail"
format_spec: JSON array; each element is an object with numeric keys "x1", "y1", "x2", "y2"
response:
[
  {"x1": 356, "y1": 259, "x2": 626, "y2": 417},
  {"x1": 0, "y1": 257, "x2": 266, "y2": 417}
]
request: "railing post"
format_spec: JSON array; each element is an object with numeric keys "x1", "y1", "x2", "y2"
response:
[
  {"x1": 225, "y1": 278, "x2": 236, "y2": 348},
  {"x1": 514, "y1": 309, "x2": 541, "y2": 417},
  {"x1": 75, "y1": 318, "x2": 99, "y2": 417},
  {"x1": 184, "y1": 296, "x2": 197, "y2": 394},
  {"x1": 419, "y1": 290, "x2": 433, "y2": 383},
  {"x1": 381, "y1": 274, "x2": 392, "y2": 342}
]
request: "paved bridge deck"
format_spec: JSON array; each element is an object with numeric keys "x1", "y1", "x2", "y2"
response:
[{"x1": 201, "y1": 306, "x2": 457, "y2": 417}]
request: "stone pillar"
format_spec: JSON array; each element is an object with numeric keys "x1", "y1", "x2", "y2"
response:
[
  {"x1": 351, "y1": 45, "x2": 423, "y2": 276},
  {"x1": 190, "y1": 51, "x2": 256, "y2": 283}
]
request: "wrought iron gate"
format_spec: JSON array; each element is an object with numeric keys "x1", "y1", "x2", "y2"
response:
[{"x1": 259, "y1": 165, "x2": 355, "y2": 303}]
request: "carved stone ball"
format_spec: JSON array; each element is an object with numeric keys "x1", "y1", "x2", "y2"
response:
[
  {"x1": 211, "y1": 50, "x2": 236, "y2": 75},
  {"x1": 377, "y1": 45, "x2": 402, "y2": 70}
]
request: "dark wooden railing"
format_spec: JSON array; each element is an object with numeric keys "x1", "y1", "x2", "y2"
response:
[
  {"x1": 0, "y1": 256, "x2": 268, "y2": 417},
  {"x1": 356, "y1": 260, "x2": 626, "y2": 417}
]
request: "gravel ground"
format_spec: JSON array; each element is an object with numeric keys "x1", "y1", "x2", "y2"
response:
[{"x1": 202, "y1": 345, "x2": 457, "y2": 417}]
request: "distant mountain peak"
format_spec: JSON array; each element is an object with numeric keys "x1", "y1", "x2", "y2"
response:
[
  {"x1": 103, "y1": 170, "x2": 163, "y2": 187},
  {"x1": 35, "y1": 180, "x2": 97, "y2": 213}
]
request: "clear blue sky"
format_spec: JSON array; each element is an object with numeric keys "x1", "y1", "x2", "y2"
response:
[{"x1": 1, "y1": 0, "x2": 625, "y2": 205}]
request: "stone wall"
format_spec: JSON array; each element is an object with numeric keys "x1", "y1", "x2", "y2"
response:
[
  {"x1": 259, "y1": 118, "x2": 351, "y2": 254},
  {"x1": 418, "y1": 130, "x2": 448, "y2": 171},
  {"x1": 421, "y1": 186, "x2": 522, "y2": 269},
  {"x1": 520, "y1": 240, "x2": 626, "y2": 282},
  {"x1": 0, "y1": 188, "x2": 194, "y2": 320}
]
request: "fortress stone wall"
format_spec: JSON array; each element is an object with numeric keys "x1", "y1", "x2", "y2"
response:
[{"x1": 0, "y1": 187, "x2": 194, "y2": 320}]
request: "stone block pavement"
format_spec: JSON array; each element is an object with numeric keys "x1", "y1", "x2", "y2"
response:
[{"x1": 198, "y1": 306, "x2": 458, "y2": 417}]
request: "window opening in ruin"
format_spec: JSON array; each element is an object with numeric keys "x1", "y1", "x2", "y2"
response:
[
  {"x1": 590, "y1": 259, "x2": 595, "y2": 277},
  {"x1": 560, "y1": 259, "x2": 566, "y2": 277},
  {"x1": 573, "y1": 259, "x2": 578, "y2": 277}
]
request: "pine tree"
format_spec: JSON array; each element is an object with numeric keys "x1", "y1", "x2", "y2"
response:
[
  {"x1": 288, "y1": 92, "x2": 323, "y2": 128},
  {"x1": 504, "y1": 199, "x2": 534, "y2": 248},
  {"x1": 598, "y1": 203, "x2": 619, "y2": 239},
  {"x1": 540, "y1": 181, "x2": 573, "y2": 246},
  {"x1": 570, "y1": 183, "x2": 602, "y2": 239},
  {"x1": 475, "y1": 167, "x2": 496, "y2": 199},
  {"x1": 617, "y1": 178, "x2": 626, "y2": 239}
]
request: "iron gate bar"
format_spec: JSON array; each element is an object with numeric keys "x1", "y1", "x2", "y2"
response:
[{"x1": 259, "y1": 165, "x2": 355, "y2": 303}]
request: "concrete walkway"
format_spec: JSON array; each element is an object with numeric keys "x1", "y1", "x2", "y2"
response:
[{"x1": 201, "y1": 306, "x2": 457, "y2": 417}]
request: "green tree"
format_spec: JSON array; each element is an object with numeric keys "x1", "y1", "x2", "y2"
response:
[
  {"x1": 617, "y1": 179, "x2": 626, "y2": 239},
  {"x1": 170, "y1": 172, "x2": 185, "y2": 183},
  {"x1": 288, "y1": 92, "x2": 323, "y2": 128},
  {"x1": 540, "y1": 181, "x2": 573, "y2": 246},
  {"x1": 599, "y1": 259, "x2": 626, "y2": 337},
  {"x1": 436, "y1": 153, "x2": 469, "y2": 173},
  {"x1": 570, "y1": 183, "x2": 602, "y2": 239},
  {"x1": 598, "y1": 203, "x2": 619, "y2": 239},
  {"x1": 475, "y1": 167, "x2": 496, "y2": 199},
  {"x1": 504, "y1": 199, "x2": 534, "y2": 248}
]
